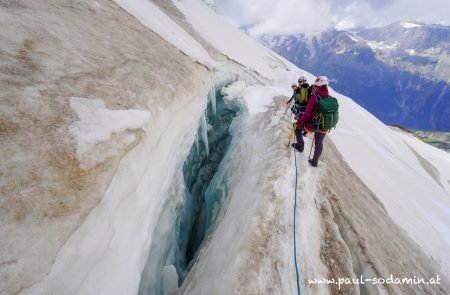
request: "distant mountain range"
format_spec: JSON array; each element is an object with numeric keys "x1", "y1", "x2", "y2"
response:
[
  {"x1": 413, "y1": 130, "x2": 450, "y2": 152},
  {"x1": 258, "y1": 22, "x2": 450, "y2": 131}
]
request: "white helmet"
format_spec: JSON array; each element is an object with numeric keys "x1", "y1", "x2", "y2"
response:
[
  {"x1": 298, "y1": 75, "x2": 307, "y2": 82},
  {"x1": 314, "y1": 76, "x2": 329, "y2": 86}
]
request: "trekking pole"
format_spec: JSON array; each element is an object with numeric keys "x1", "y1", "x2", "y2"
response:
[
  {"x1": 309, "y1": 113, "x2": 321, "y2": 159},
  {"x1": 282, "y1": 102, "x2": 291, "y2": 118},
  {"x1": 308, "y1": 133, "x2": 316, "y2": 159},
  {"x1": 287, "y1": 124, "x2": 296, "y2": 147}
]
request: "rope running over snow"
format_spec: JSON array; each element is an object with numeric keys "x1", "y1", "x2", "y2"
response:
[{"x1": 292, "y1": 135, "x2": 302, "y2": 295}]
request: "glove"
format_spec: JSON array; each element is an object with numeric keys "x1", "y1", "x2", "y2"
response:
[{"x1": 292, "y1": 121, "x2": 297, "y2": 127}]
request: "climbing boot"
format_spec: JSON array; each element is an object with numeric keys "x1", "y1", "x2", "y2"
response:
[
  {"x1": 308, "y1": 159, "x2": 318, "y2": 167},
  {"x1": 292, "y1": 143, "x2": 304, "y2": 153}
]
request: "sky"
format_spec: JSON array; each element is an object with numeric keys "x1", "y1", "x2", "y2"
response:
[{"x1": 214, "y1": 0, "x2": 450, "y2": 36}]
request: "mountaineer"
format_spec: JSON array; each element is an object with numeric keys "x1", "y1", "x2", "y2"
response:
[
  {"x1": 292, "y1": 76, "x2": 339, "y2": 167},
  {"x1": 295, "y1": 76, "x2": 310, "y2": 120},
  {"x1": 286, "y1": 83, "x2": 300, "y2": 116}
]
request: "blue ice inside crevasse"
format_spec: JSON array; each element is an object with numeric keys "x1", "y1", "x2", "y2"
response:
[
  {"x1": 209, "y1": 85, "x2": 217, "y2": 116},
  {"x1": 138, "y1": 82, "x2": 242, "y2": 295}
]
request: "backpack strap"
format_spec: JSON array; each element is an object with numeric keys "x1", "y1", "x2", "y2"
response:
[
  {"x1": 315, "y1": 94, "x2": 322, "y2": 105},
  {"x1": 313, "y1": 94, "x2": 323, "y2": 132}
]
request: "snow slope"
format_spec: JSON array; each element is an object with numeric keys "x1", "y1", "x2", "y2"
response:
[
  {"x1": 329, "y1": 93, "x2": 450, "y2": 277},
  {"x1": 1, "y1": 0, "x2": 449, "y2": 294},
  {"x1": 394, "y1": 129, "x2": 450, "y2": 195},
  {"x1": 112, "y1": 0, "x2": 216, "y2": 68},
  {"x1": 173, "y1": 0, "x2": 297, "y2": 80}
]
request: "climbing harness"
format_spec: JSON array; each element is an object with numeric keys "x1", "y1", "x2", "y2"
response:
[{"x1": 292, "y1": 136, "x2": 302, "y2": 295}]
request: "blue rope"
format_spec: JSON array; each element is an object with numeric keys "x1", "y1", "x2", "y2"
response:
[{"x1": 293, "y1": 135, "x2": 302, "y2": 295}]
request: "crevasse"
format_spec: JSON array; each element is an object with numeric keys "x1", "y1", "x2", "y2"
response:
[{"x1": 138, "y1": 82, "x2": 241, "y2": 295}]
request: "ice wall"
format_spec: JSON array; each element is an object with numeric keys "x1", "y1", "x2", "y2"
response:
[{"x1": 23, "y1": 84, "x2": 209, "y2": 295}]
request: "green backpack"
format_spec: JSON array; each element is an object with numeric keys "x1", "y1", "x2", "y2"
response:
[{"x1": 315, "y1": 95, "x2": 339, "y2": 131}]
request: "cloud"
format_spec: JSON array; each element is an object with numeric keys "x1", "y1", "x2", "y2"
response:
[
  {"x1": 329, "y1": 0, "x2": 394, "y2": 10},
  {"x1": 214, "y1": 0, "x2": 450, "y2": 36}
]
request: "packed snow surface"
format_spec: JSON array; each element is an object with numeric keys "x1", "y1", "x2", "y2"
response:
[{"x1": 221, "y1": 81, "x2": 288, "y2": 115}]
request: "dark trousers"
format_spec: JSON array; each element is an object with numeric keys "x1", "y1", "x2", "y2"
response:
[{"x1": 295, "y1": 128, "x2": 326, "y2": 165}]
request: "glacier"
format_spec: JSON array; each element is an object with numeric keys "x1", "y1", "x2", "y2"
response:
[{"x1": 1, "y1": 0, "x2": 450, "y2": 295}]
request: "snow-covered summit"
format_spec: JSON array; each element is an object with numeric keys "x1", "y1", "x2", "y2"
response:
[
  {"x1": 1, "y1": 1, "x2": 449, "y2": 295},
  {"x1": 400, "y1": 21, "x2": 422, "y2": 29}
]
